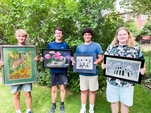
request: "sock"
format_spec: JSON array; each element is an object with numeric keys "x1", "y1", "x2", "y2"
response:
[
  {"x1": 16, "y1": 109, "x2": 21, "y2": 113},
  {"x1": 52, "y1": 103, "x2": 56, "y2": 108},
  {"x1": 81, "y1": 104, "x2": 86, "y2": 110},
  {"x1": 26, "y1": 109, "x2": 31, "y2": 113},
  {"x1": 60, "y1": 102, "x2": 64, "y2": 106},
  {"x1": 89, "y1": 104, "x2": 94, "y2": 110}
]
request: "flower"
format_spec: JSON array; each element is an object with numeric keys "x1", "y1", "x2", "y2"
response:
[
  {"x1": 53, "y1": 52, "x2": 63, "y2": 60},
  {"x1": 45, "y1": 54, "x2": 51, "y2": 59}
]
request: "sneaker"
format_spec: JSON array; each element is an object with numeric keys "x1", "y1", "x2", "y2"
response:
[
  {"x1": 60, "y1": 105, "x2": 65, "y2": 113},
  {"x1": 48, "y1": 106, "x2": 56, "y2": 113},
  {"x1": 27, "y1": 111, "x2": 32, "y2": 113},
  {"x1": 80, "y1": 108, "x2": 86, "y2": 113},
  {"x1": 89, "y1": 109, "x2": 94, "y2": 113}
]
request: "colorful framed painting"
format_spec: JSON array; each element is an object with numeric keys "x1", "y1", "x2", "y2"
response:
[
  {"x1": 103, "y1": 55, "x2": 145, "y2": 84},
  {"x1": 42, "y1": 49, "x2": 72, "y2": 68},
  {"x1": 73, "y1": 53, "x2": 96, "y2": 73},
  {"x1": 0, "y1": 45, "x2": 37, "y2": 86}
]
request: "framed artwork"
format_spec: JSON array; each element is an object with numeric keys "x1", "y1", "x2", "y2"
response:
[
  {"x1": 42, "y1": 49, "x2": 72, "y2": 68},
  {"x1": 103, "y1": 55, "x2": 145, "y2": 83},
  {"x1": 73, "y1": 53, "x2": 96, "y2": 73},
  {"x1": 1, "y1": 45, "x2": 37, "y2": 86}
]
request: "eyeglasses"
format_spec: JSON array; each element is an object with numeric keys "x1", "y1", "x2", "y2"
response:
[{"x1": 55, "y1": 33, "x2": 63, "y2": 34}]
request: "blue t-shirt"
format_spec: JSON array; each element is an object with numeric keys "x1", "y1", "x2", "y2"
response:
[
  {"x1": 76, "y1": 42, "x2": 103, "y2": 76},
  {"x1": 46, "y1": 41, "x2": 69, "y2": 73}
]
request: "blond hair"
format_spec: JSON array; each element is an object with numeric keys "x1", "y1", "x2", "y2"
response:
[
  {"x1": 111, "y1": 27, "x2": 136, "y2": 47},
  {"x1": 15, "y1": 29, "x2": 27, "y2": 37}
]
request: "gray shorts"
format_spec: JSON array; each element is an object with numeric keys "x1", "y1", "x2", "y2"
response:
[
  {"x1": 79, "y1": 75, "x2": 98, "y2": 91},
  {"x1": 11, "y1": 83, "x2": 32, "y2": 94}
]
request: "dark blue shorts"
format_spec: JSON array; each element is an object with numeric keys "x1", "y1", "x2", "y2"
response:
[{"x1": 50, "y1": 73, "x2": 68, "y2": 86}]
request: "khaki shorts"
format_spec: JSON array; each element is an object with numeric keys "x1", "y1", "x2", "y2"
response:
[{"x1": 80, "y1": 75, "x2": 98, "y2": 91}]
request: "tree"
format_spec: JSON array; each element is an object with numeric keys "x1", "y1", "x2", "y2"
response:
[
  {"x1": 139, "y1": 20, "x2": 151, "y2": 36},
  {"x1": 120, "y1": 0, "x2": 151, "y2": 15},
  {"x1": 124, "y1": 19, "x2": 140, "y2": 36},
  {"x1": 0, "y1": 0, "x2": 125, "y2": 92}
]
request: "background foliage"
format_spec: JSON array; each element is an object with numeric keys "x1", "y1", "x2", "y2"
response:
[{"x1": 0, "y1": 0, "x2": 149, "y2": 92}]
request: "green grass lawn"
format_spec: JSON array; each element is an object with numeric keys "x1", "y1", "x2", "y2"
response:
[
  {"x1": 0, "y1": 82, "x2": 151, "y2": 113},
  {"x1": 0, "y1": 44, "x2": 151, "y2": 113}
]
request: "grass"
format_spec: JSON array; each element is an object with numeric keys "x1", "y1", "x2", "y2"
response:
[
  {"x1": 0, "y1": 44, "x2": 151, "y2": 113},
  {"x1": 0, "y1": 82, "x2": 151, "y2": 113}
]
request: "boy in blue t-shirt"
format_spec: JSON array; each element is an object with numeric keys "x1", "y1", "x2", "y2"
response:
[
  {"x1": 73, "y1": 27, "x2": 103, "y2": 113},
  {"x1": 38, "y1": 27, "x2": 69, "y2": 113}
]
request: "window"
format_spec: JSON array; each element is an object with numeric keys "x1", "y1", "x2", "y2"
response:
[
  {"x1": 121, "y1": 14, "x2": 127, "y2": 21},
  {"x1": 141, "y1": 15, "x2": 148, "y2": 20}
]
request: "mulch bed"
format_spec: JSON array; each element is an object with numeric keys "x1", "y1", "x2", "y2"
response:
[{"x1": 145, "y1": 84, "x2": 151, "y2": 89}]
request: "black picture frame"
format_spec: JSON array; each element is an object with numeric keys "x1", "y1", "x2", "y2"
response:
[
  {"x1": 103, "y1": 55, "x2": 145, "y2": 84},
  {"x1": 1, "y1": 45, "x2": 37, "y2": 86},
  {"x1": 42, "y1": 49, "x2": 72, "y2": 68},
  {"x1": 73, "y1": 53, "x2": 96, "y2": 73}
]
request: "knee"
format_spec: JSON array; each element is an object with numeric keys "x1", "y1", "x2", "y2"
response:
[
  {"x1": 52, "y1": 86, "x2": 57, "y2": 93},
  {"x1": 14, "y1": 92, "x2": 20, "y2": 99},
  {"x1": 60, "y1": 85, "x2": 65, "y2": 92},
  {"x1": 81, "y1": 90, "x2": 88, "y2": 94},
  {"x1": 24, "y1": 92, "x2": 32, "y2": 98},
  {"x1": 111, "y1": 102, "x2": 118, "y2": 105},
  {"x1": 89, "y1": 91, "x2": 95, "y2": 95}
]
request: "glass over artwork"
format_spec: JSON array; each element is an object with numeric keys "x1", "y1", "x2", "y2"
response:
[
  {"x1": 1, "y1": 45, "x2": 37, "y2": 86},
  {"x1": 104, "y1": 55, "x2": 144, "y2": 83},
  {"x1": 42, "y1": 49, "x2": 72, "y2": 68}
]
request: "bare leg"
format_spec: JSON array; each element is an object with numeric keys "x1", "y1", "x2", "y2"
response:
[
  {"x1": 24, "y1": 92, "x2": 32, "y2": 109},
  {"x1": 111, "y1": 102, "x2": 119, "y2": 113},
  {"x1": 60, "y1": 85, "x2": 66, "y2": 102},
  {"x1": 89, "y1": 91, "x2": 96, "y2": 104},
  {"x1": 81, "y1": 90, "x2": 88, "y2": 104},
  {"x1": 13, "y1": 92, "x2": 21, "y2": 110},
  {"x1": 121, "y1": 102, "x2": 129, "y2": 113},
  {"x1": 52, "y1": 85, "x2": 57, "y2": 103}
]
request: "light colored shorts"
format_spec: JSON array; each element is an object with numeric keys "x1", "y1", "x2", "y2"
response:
[
  {"x1": 106, "y1": 82, "x2": 134, "y2": 106},
  {"x1": 80, "y1": 75, "x2": 98, "y2": 91},
  {"x1": 11, "y1": 83, "x2": 32, "y2": 94}
]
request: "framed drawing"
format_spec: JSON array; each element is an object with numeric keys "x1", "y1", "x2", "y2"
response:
[
  {"x1": 103, "y1": 55, "x2": 145, "y2": 83},
  {"x1": 73, "y1": 53, "x2": 96, "y2": 73},
  {"x1": 1, "y1": 45, "x2": 37, "y2": 86},
  {"x1": 42, "y1": 49, "x2": 72, "y2": 68}
]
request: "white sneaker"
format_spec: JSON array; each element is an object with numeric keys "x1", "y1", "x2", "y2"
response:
[
  {"x1": 80, "y1": 108, "x2": 86, "y2": 113},
  {"x1": 89, "y1": 109, "x2": 94, "y2": 113}
]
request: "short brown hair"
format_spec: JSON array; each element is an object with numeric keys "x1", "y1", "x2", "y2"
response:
[{"x1": 54, "y1": 27, "x2": 64, "y2": 34}]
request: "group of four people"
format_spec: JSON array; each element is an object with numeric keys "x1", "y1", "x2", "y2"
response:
[{"x1": 0, "y1": 26, "x2": 146, "y2": 113}]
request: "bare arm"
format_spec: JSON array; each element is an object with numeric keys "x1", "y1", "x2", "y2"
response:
[
  {"x1": 94, "y1": 54, "x2": 103, "y2": 66},
  {"x1": 0, "y1": 60, "x2": 4, "y2": 67},
  {"x1": 140, "y1": 63, "x2": 146, "y2": 75}
]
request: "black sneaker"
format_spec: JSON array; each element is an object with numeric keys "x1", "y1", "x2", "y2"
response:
[
  {"x1": 48, "y1": 106, "x2": 56, "y2": 113},
  {"x1": 60, "y1": 105, "x2": 65, "y2": 113}
]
